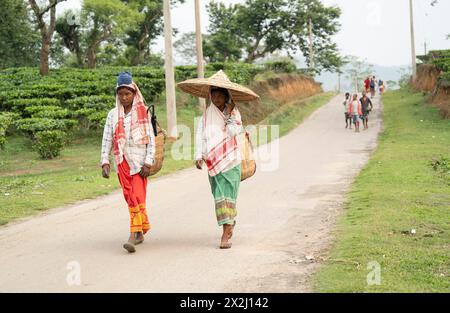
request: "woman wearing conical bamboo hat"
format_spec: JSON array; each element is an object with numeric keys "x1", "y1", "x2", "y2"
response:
[{"x1": 178, "y1": 70, "x2": 259, "y2": 249}]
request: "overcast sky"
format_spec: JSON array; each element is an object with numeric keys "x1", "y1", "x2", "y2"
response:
[{"x1": 59, "y1": 0, "x2": 449, "y2": 67}]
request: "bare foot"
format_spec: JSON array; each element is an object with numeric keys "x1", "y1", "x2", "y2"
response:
[
  {"x1": 228, "y1": 221, "x2": 236, "y2": 239},
  {"x1": 220, "y1": 224, "x2": 233, "y2": 249}
]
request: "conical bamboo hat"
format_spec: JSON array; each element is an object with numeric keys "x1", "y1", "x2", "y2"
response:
[{"x1": 177, "y1": 70, "x2": 260, "y2": 102}]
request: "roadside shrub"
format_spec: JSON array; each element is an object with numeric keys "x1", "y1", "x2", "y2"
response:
[
  {"x1": 33, "y1": 130, "x2": 66, "y2": 159},
  {"x1": 15, "y1": 117, "x2": 77, "y2": 135},
  {"x1": 264, "y1": 60, "x2": 297, "y2": 74},
  {"x1": 7, "y1": 98, "x2": 62, "y2": 113},
  {"x1": 430, "y1": 156, "x2": 450, "y2": 174},
  {"x1": 74, "y1": 108, "x2": 109, "y2": 130},
  {"x1": 0, "y1": 112, "x2": 19, "y2": 149},
  {"x1": 25, "y1": 106, "x2": 70, "y2": 119},
  {"x1": 65, "y1": 95, "x2": 115, "y2": 110}
]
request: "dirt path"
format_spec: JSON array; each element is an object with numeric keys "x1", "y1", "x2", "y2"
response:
[{"x1": 0, "y1": 94, "x2": 382, "y2": 292}]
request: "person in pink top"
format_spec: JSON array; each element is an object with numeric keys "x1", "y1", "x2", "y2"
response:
[{"x1": 348, "y1": 94, "x2": 363, "y2": 133}]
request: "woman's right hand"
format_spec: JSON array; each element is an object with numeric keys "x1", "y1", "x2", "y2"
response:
[
  {"x1": 195, "y1": 160, "x2": 203, "y2": 170},
  {"x1": 102, "y1": 164, "x2": 110, "y2": 179}
]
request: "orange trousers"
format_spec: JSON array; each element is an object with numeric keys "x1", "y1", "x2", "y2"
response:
[{"x1": 117, "y1": 158, "x2": 150, "y2": 234}]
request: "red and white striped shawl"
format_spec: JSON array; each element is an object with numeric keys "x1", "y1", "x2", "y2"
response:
[
  {"x1": 203, "y1": 104, "x2": 242, "y2": 177},
  {"x1": 113, "y1": 82, "x2": 150, "y2": 166}
]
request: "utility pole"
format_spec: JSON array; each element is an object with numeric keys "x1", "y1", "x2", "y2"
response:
[
  {"x1": 163, "y1": 0, "x2": 177, "y2": 139},
  {"x1": 195, "y1": 0, "x2": 206, "y2": 111},
  {"x1": 309, "y1": 17, "x2": 315, "y2": 71},
  {"x1": 409, "y1": 0, "x2": 417, "y2": 80}
]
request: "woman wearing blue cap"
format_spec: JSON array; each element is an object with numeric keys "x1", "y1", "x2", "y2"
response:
[{"x1": 100, "y1": 72, "x2": 155, "y2": 253}]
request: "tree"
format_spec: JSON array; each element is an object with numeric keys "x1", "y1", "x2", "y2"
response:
[
  {"x1": 288, "y1": 0, "x2": 342, "y2": 73},
  {"x1": 344, "y1": 55, "x2": 373, "y2": 93},
  {"x1": 81, "y1": 0, "x2": 143, "y2": 68},
  {"x1": 235, "y1": 0, "x2": 290, "y2": 63},
  {"x1": 55, "y1": 10, "x2": 83, "y2": 67},
  {"x1": 174, "y1": 32, "x2": 197, "y2": 64},
  {"x1": 204, "y1": 0, "x2": 341, "y2": 71},
  {"x1": 122, "y1": 0, "x2": 184, "y2": 66},
  {"x1": 28, "y1": 0, "x2": 67, "y2": 75},
  {"x1": 0, "y1": 0, "x2": 40, "y2": 69},
  {"x1": 205, "y1": 1, "x2": 243, "y2": 62}
]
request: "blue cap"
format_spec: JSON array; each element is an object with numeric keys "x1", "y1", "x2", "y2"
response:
[{"x1": 117, "y1": 71, "x2": 133, "y2": 86}]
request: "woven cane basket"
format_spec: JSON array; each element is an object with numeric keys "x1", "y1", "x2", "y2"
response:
[
  {"x1": 239, "y1": 132, "x2": 256, "y2": 182},
  {"x1": 149, "y1": 123, "x2": 166, "y2": 176}
]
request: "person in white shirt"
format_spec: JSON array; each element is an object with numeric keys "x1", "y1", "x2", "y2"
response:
[
  {"x1": 343, "y1": 92, "x2": 352, "y2": 129},
  {"x1": 100, "y1": 71, "x2": 155, "y2": 253}
]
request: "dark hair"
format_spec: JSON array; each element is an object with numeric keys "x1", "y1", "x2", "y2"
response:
[
  {"x1": 345, "y1": 92, "x2": 350, "y2": 97},
  {"x1": 210, "y1": 87, "x2": 230, "y2": 102}
]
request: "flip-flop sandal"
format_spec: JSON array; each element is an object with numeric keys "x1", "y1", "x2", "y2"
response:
[
  {"x1": 123, "y1": 242, "x2": 136, "y2": 253},
  {"x1": 135, "y1": 235, "x2": 144, "y2": 245}
]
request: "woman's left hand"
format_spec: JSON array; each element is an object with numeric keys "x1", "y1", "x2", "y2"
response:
[
  {"x1": 139, "y1": 163, "x2": 152, "y2": 178},
  {"x1": 226, "y1": 102, "x2": 235, "y2": 114}
]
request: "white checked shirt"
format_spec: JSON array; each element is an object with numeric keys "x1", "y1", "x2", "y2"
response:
[{"x1": 101, "y1": 108, "x2": 155, "y2": 175}]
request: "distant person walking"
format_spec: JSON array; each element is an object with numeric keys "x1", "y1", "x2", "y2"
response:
[
  {"x1": 360, "y1": 92, "x2": 373, "y2": 130},
  {"x1": 370, "y1": 76, "x2": 376, "y2": 98},
  {"x1": 364, "y1": 77, "x2": 371, "y2": 93},
  {"x1": 378, "y1": 79, "x2": 385, "y2": 95},
  {"x1": 348, "y1": 94, "x2": 362, "y2": 133},
  {"x1": 343, "y1": 92, "x2": 352, "y2": 129}
]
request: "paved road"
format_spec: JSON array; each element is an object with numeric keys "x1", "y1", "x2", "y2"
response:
[{"x1": 0, "y1": 94, "x2": 382, "y2": 292}]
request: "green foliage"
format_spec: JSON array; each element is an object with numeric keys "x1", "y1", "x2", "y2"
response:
[
  {"x1": 33, "y1": 130, "x2": 66, "y2": 159},
  {"x1": 65, "y1": 95, "x2": 115, "y2": 110},
  {"x1": 0, "y1": 0, "x2": 40, "y2": 68},
  {"x1": 122, "y1": 0, "x2": 185, "y2": 66},
  {"x1": 431, "y1": 51, "x2": 450, "y2": 84},
  {"x1": 0, "y1": 112, "x2": 19, "y2": 149},
  {"x1": 204, "y1": 0, "x2": 342, "y2": 72},
  {"x1": 430, "y1": 156, "x2": 450, "y2": 175},
  {"x1": 15, "y1": 118, "x2": 77, "y2": 135},
  {"x1": 288, "y1": 0, "x2": 342, "y2": 73},
  {"x1": 1, "y1": 98, "x2": 61, "y2": 112},
  {"x1": 82, "y1": 0, "x2": 144, "y2": 68},
  {"x1": 55, "y1": 10, "x2": 83, "y2": 67},
  {"x1": 419, "y1": 50, "x2": 450, "y2": 85},
  {"x1": 205, "y1": 2, "x2": 243, "y2": 62},
  {"x1": 24, "y1": 106, "x2": 70, "y2": 119},
  {"x1": 74, "y1": 108, "x2": 109, "y2": 130},
  {"x1": 264, "y1": 59, "x2": 297, "y2": 73}
]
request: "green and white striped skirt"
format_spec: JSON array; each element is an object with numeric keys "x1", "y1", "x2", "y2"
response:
[{"x1": 208, "y1": 164, "x2": 241, "y2": 226}]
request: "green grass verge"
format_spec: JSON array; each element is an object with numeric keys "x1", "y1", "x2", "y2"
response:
[
  {"x1": 0, "y1": 91, "x2": 335, "y2": 225},
  {"x1": 313, "y1": 88, "x2": 450, "y2": 293}
]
